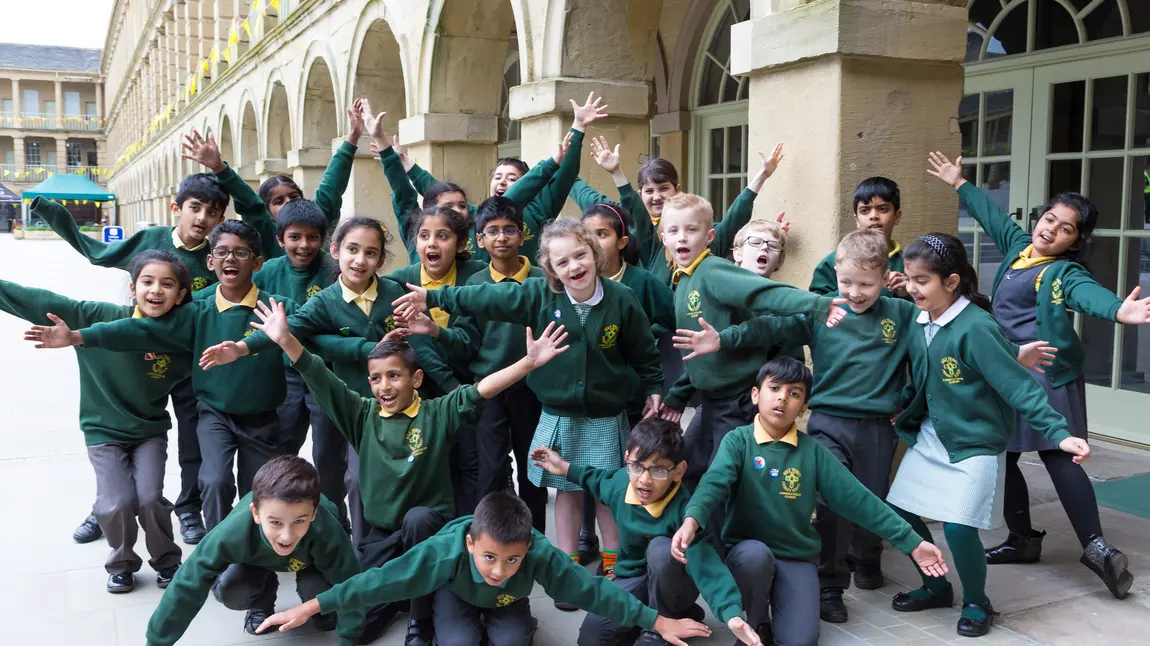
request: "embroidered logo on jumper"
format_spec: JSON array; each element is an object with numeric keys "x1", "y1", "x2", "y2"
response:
[
  {"x1": 600, "y1": 324, "x2": 619, "y2": 349},
  {"x1": 522, "y1": 226, "x2": 535, "y2": 242},
  {"x1": 287, "y1": 558, "x2": 306, "y2": 572},
  {"x1": 496, "y1": 593, "x2": 517, "y2": 607},
  {"x1": 243, "y1": 328, "x2": 256, "y2": 337},
  {"x1": 941, "y1": 356, "x2": 963, "y2": 384},
  {"x1": 384, "y1": 315, "x2": 397, "y2": 332},
  {"x1": 1050, "y1": 278, "x2": 1064, "y2": 305},
  {"x1": 880, "y1": 318, "x2": 897, "y2": 344},
  {"x1": 465, "y1": 238, "x2": 476, "y2": 255},
  {"x1": 306, "y1": 284, "x2": 322, "y2": 299},
  {"x1": 780, "y1": 468, "x2": 802, "y2": 499},
  {"x1": 192, "y1": 276, "x2": 209, "y2": 292},
  {"x1": 405, "y1": 427, "x2": 427, "y2": 457},
  {"x1": 753, "y1": 456, "x2": 766, "y2": 470},
  {"x1": 146, "y1": 353, "x2": 172, "y2": 380},
  {"x1": 686, "y1": 290, "x2": 702, "y2": 318}
]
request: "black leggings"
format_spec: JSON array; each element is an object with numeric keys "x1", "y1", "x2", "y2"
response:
[{"x1": 1003, "y1": 450, "x2": 1102, "y2": 548}]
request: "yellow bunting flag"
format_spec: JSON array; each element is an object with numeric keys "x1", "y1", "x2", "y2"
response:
[
  {"x1": 2, "y1": 170, "x2": 8, "y2": 177},
  {"x1": 201, "y1": 59, "x2": 210, "y2": 74},
  {"x1": 269, "y1": 0, "x2": 280, "y2": 10},
  {"x1": 252, "y1": 0, "x2": 261, "y2": 14},
  {"x1": 241, "y1": 19, "x2": 252, "y2": 39},
  {"x1": 95, "y1": 202, "x2": 102, "y2": 207},
  {"x1": 210, "y1": 46, "x2": 219, "y2": 63},
  {"x1": 23, "y1": 198, "x2": 31, "y2": 205}
]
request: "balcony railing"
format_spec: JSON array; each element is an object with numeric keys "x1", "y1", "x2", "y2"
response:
[
  {"x1": 0, "y1": 163, "x2": 17, "y2": 180},
  {"x1": 0, "y1": 113, "x2": 103, "y2": 132},
  {"x1": 67, "y1": 165, "x2": 102, "y2": 182}
]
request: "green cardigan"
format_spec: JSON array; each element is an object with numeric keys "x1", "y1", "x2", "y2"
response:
[{"x1": 956, "y1": 182, "x2": 1123, "y2": 388}]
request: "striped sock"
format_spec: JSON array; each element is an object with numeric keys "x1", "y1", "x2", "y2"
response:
[
  {"x1": 568, "y1": 552, "x2": 580, "y2": 562},
  {"x1": 602, "y1": 550, "x2": 617, "y2": 579}
]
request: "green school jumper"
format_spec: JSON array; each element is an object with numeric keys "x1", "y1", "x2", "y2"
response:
[
  {"x1": 252, "y1": 254, "x2": 335, "y2": 305},
  {"x1": 214, "y1": 142, "x2": 357, "y2": 260},
  {"x1": 426, "y1": 277, "x2": 663, "y2": 418},
  {"x1": 32, "y1": 197, "x2": 217, "y2": 292},
  {"x1": 0, "y1": 281, "x2": 191, "y2": 445},
  {"x1": 808, "y1": 244, "x2": 906, "y2": 298},
  {"x1": 292, "y1": 349, "x2": 484, "y2": 531},
  {"x1": 315, "y1": 516, "x2": 659, "y2": 629},
  {"x1": 684, "y1": 422, "x2": 923, "y2": 560},
  {"x1": 382, "y1": 129, "x2": 584, "y2": 264},
  {"x1": 78, "y1": 286, "x2": 297, "y2": 415},
  {"x1": 615, "y1": 263, "x2": 676, "y2": 417},
  {"x1": 566, "y1": 465, "x2": 744, "y2": 623},
  {"x1": 663, "y1": 253, "x2": 833, "y2": 411},
  {"x1": 145, "y1": 493, "x2": 364, "y2": 646}
]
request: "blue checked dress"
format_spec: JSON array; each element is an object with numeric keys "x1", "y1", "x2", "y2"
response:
[
  {"x1": 886, "y1": 314, "x2": 1006, "y2": 530},
  {"x1": 527, "y1": 301, "x2": 631, "y2": 491}
]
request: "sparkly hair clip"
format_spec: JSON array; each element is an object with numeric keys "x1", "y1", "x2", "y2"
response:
[{"x1": 919, "y1": 234, "x2": 951, "y2": 260}]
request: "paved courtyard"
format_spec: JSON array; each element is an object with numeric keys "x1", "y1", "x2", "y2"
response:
[{"x1": 1, "y1": 237, "x2": 1148, "y2": 645}]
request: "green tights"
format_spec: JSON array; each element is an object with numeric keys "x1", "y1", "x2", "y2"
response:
[{"x1": 893, "y1": 506, "x2": 990, "y2": 621}]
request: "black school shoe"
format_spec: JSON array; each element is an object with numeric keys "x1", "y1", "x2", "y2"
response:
[
  {"x1": 107, "y1": 572, "x2": 135, "y2": 594},
  {"x1": 578, "y1": 531, "x2": 601, "y2": 565},
  {"x1": 74, "y1": 514, "x2": 103, "y2": 544},
  {"x1": 819, "y1": 588, "x2": 848, "y2": 623},
  {"x1": 1081, "y1": 535, "x2": 1134, "y2": 599},
  {"x1": 891, "y1": 583, "x2": 954, "y2": 612},
  {"x1": 178, "y1": 512, "x2": 206, "y2": 545},
  {"x1": 311, "y1": 612, "x2": 338, "y2": 632},
  {"x1": 636, "y1": 628, "x2": 670, "y2": 646},
  {"x1": 156, "y1": 563, "x2": 180, "y2": 589},
  {"x1": 853, "y1": 564, "x2": 885, "y2": 590},
  {"x1": 956, "y1": 602, "x2": 997, "y2": 637},
  {"x1": 405, "y1": 618, "x2": 433, "y2": 646},
  {"x1": 244, "y1": 607, "x2": 273, "y2": 636},
  {"x1": 985, "y1": 530, "x2": 1045, "y2": 565}
]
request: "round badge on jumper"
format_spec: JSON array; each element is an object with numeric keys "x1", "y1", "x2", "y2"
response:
[
  {"x1": 753, "y1": 456, "x2": 766, "y2": 470},
  {"x1": 770, "y1": 468, "x2": 780, "y2": 478},
  {"x1": 407, "y1": 455, "x2": 415, "y2": 463}
]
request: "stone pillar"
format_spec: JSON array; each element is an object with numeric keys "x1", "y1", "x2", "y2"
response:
[
  {"x1": 731, "y1": 0, "x2": 966, "y2": 286},
  {"x1": 13, "y1": 136, "x2": 25, "y2": 173},
  {"x1": 651, "y1": 112, "x2": 690, "y2": 189},
  {"x1": 342, "y1": 135, "x2": 401, "y2": 253},
  {"x1": 11, "y1": 79, "x2": 20, "y2": 121},
  {"x1": 96, "y1": 81, "x2": 103, "y2": 121},
  {"x1": 397, "y1": 113, "x2": 498, "y2": 206},
  {"x1": 286, "y1": 147, "x2": 330, "y2": 195},
  {"x1": 54, "y1": 80, "x2": 64, "y2": 124},
  {"x1": 256, "y1": 158, "x2": 288, "y2": 183},
  {"x1": 55, "y1": 137, "x2": 68, "y2": 174}
]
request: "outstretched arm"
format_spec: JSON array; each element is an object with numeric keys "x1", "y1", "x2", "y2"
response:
[
  {"x1": 927, "y1": 151, "x2": 1029, "y2": 256},
  {"x1": 312, "y1": 98, "x2": 364, "y2": 226},
  {"x1": 712, "y1": 144, "x2": 783, "y2": 258},
  {"x1": 32, "y1": 197, "x2": 155, "y2": 269}
]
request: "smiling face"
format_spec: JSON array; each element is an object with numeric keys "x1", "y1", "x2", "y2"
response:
[
  {"x1": 477, "y1": 216, "x2": 523, "y2": 262},
  {"x1": 434, "y1": 191, "x2": 470, "y2": 220},
  {"x1": 279, "y1": 223, "x2": 323, "y2": 269},
  {"x1": 641, "y1": 181, "x2": 679, "y2": 218},
  {"x1": 905, "y1": 259, "x2": 960, "y2": 315},
  {"x1": 207, "y1": 233, "x2": 262, "y2": 290},
  {"x1": 752, "y1": 377, "x2": 808, "y2": 432},
  {"x1": 583, "y1": 214, "x2": 629, "y2": 269},
  {"x1": 1031, "y1": 203, "x2": 1081, "y2": 257},
  {"x1": 624, "y1": 449, "x2": 683, "y2": 505},
  {"x1": 416, "y1": 215, "x2": 459, "y2": 280},
  {"x1": 660, "y1": 206, "x2": 715, "y2": 268},
  {"x1": 490, "y1": 164, "x2": 523, "y2": 198},
  {"x1": 367, "y1": 354, "x2": 423, "y2": 414},
  {"x1": 466, "y1": 532, "x2": 529, "y2": 587},
  {"x1": 855, "y1": 197, "x2": 901, "y2": 240},
  {"x1": 172, "y1": 198, "x2": 224, "y2": 246},
  {"x1": 733, "y1": 232, "x2": 784, "y2": 278},
  {"x1": 129, "y1": 261, "x2": 187, "y2": 317},
  {"x1": 331, "y1": 226, "x2": 384, "y2": 293},
  {"x1": 265, "y1": 183, "x2": 303, "y2": 219},
  {"x1": 835, "y1": 262, "x2": 887, "y2": 313},
  {"x1": 546, "y1": 235, "x2": 598, "y2": 294},
  {"x1": 250, "y1": 498, "x2": 317, "y2": 556}
]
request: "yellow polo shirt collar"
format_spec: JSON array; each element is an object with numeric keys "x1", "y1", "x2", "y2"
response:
[
  {"x1": 491, "y1": 257, "x2": 532, "y2": 283},
  {"x1": 171, "y1": 228, "x2": 207, "y2": 252},
  {"x1": 340, "y1": 276, "x2": 378, "y2": 317},
  {"x1": 214, "y1": 283, "x2": 260, "y2": 312},
  {"x1": 132, "y1": 306, "x2": 146, "y2": 319},
  {"x1": 753, "y1": 416, "x2": 799, "y2": 447},
  {"x1": 1010, "y1": 244, "x2": 1057, "y2": 270},
  {"x1": 379, "y1": 393, "x2": 422, "y2": 418},
  {"x1": 671, "y1": 249, "x2": 710, "y2": 285},
  {"x1": 607, "y1": 263, "x2": 627, "y2": 283},
  {"x1": 888, "y1": 241, "x2": 902, "y2": 258},
  {"x1": 624, "y1": 480, "x2": 682, "y2": 519},
  {"x1": 422, "y1": 263, "x2": 458, "y2": 328}
]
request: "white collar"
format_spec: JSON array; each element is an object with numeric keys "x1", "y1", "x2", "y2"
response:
[
  {"x1": 566, "y1": 277, "x2": 604, "y2": 306},
  {"x1": 916, "y1": 295, "x2": 971, "y2": 327}
]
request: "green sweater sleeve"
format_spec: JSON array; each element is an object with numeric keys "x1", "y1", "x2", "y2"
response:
[
  {"x1": 618, "y1": 297, "x2": 664, "y2": 396},
  {"x1": 812, "y1": 441, "x2": 921, "y2": 554},
  {"x1": 408, "y1": 163, "x2": 438, "y2": 197},
  {"x1": 80, "y1": 306, "x2": 197, "y2": 353},
  {"x1": 708, "y1": 260, "x2": 834, "y2": 319},
  {"x1": 663, "y1": 370, "x2": 696, "y2": 412},
  {"x1": 711, "y1": 188, "x2": 757, "y2": 259},
  {"x1": 565, "y1": 464, "x2": 620, "y2": 502},
  {"x1": 620, "y1": 184, "x2": 656, "y2": 262},
  {"x1": 1063, "y1": 264, "x2": 1123, "y2": 320},
  {"x1": 214, "y1": 164, "x2": 280, "y2": 260},
  {"x1": 0, "y1": 279, "x2": 117, "y2": 328},
  {"x1": 521, "y1": 130, "x2": 583, "y2": 230},
  {"x1": 33, "y1": 196, "x2": 152, "y2": 269},
  {"x1": 570, "y1": 178, "x2": 612, "y2": 211},
  {"x1": 293, "y1": 349, "x2": 377, "y2": 449},
  {"x1": 379, "y1": 146, "x2": 421, "y2": 246},
  {"x1": 309, "y1": 335, "x2": 376, "y2": 363},
  {"x1": 684, "y1": 541, "x2": 743, "y2": 623},
  {"x1": 535, "y1": 544, "x2": 658, "y2": 629},
  {"x1": 314, "y1": 141, "x2": 357, "y2": 227},
  {"x1": 502, "y1": 156, "x2": 560, "y2": 210},
  {"x1": 682, "y1": 431, "x2": 742, "y2": 528},
  {"x1": 635, "y1": 273, "x2": 675, "y2": 338},
  {"x1": 436, "y1": 316, "x2": 480, "y2": 364},
  {"x1": 956, "y1": 182, "x2": 1030, "y2": 257},
  {"x1": 807, "y1": 253, "x2": 838, "y2": 295},
  {"x1": 426, "y1": 280, "x2": 543, "y2": 326},
  {"x1": 315, "y1": 542, "x2": 456, "y2": 613},
  {"x1": 308, "y1": 507, "x2": 367, "y2": 644},
  {"x1": 718, "y1": 315, "x2": 811, "y2": 351}
]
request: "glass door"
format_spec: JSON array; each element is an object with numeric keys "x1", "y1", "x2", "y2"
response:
[
  {"x1": 692, "y1": 107, "x2": 749, "y2": 217},
  {"x1": 1028, "y1": 49, "x2": 1150, "y2": 447}
]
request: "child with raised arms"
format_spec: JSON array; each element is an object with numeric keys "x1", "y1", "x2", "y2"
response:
[
  {"x1": 9, "y1": 251, "x2": 190, "y2": 594},
  {"x1": 927, "y1": 152, "x2": 1142, "y2": 598}
]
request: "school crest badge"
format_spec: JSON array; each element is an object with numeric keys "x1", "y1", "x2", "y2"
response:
[
  {"x1": 465, "y1": 238, "x2": 476, "y2": 255},
  {"x1": 880, "y1": 318, "x2": 897, "y2": 344},
  {"x1": 522, "y1": 226, "x2": 534, "y2": 242},
  {"x1": 192, "y1": 276, "x2": 209, "y2": 292},
  {"x1": 243, "y1": 328, "x2": 256, "y2": 337},
  {"x1": 287, "y1": 558, "x2": 306, "y2": 572},
  {"x1": 600, "y1": 324, "x2": 619, "y2": 349},
  {"x1": 686, "y1": 290, "x2": 702, "y2": 318},
  {"x1": 146, "y1": 353, "x2": 172, "y2": 380},
  {"x1": 780, "y1": 468, "x2": 801, "y2": 499},
  {"x1": 384, "y1": 315, "x2": 397, "y2": 332},
  {"x1": 941, "y1": 356, "x2": 963, "y2": 384},
  {"x1": 1050, "y1": 278, "x2": 1064, "y2": 305},
  {"x1": 405, "y1": 427, "x2": 427, "y2": 457},
  {"x1": 306, "y1": 284, "x2": 322, "y2": 299},
  {"x1": 496, "y1": 593, "x2": 517, "y2": 607}
]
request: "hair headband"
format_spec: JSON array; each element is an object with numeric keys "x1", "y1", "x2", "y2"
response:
[
  {"x1": 919, "y1": 234, "x2": 951, "y2": 260},
  {"x1": 596, "y1": 203, "x2": 626, "y2": 233}
]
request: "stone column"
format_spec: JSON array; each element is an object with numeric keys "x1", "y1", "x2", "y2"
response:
[
  {"x1": 286, "y1": 147, "x2": 330, "y2": 195},
  {"x1": 54, "y1": 80, "x2": 64, "y2": 125},
  {"x1": 256, "y1": 158, "x2": 289, "y2": 183},
  {"x1": 96, "y1": 81, "x2": 103, "y2": 121},
  {"x1": 731, "y1": 0, "x2": 966, "y2": 286},
  {"x1": 651, "y1": 111, "x2": 690, "y2": 188},
  {"x1": 11, "y1": 79, "x2": 20, "y2": 122},
  {"x1": 55, "y1": 137, "x2": 68, "y2": 174},
  {"x1": 397, "y1": 113, "x2": 498, "y2": 206},
  {"x1": 13, "y1": 136, "x2": 25, "y2": 174},
  {"x1": 343, "y1": 135, "x2": 402, "y2": 256}
]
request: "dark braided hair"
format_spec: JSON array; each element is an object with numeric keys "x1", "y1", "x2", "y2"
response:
[{"x1": 904, "y1": 233, "x2": 992, "y2": 313}]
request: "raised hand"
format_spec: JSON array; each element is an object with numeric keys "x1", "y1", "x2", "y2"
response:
[
  {"x1": 926, "y1": 151, "x2": 966, "y2": 189},
  {"x1": 392, "y1": 135, "x2": 414, "y2": 172},
  {"x1": 747, "y1": 143, "x2": 784, "y2": 192},
  {"x1": 181, "y1": 129, "x2": 225, "y2": 173},
  {"x1": 396, "y1": 310, "x2": 439, "y2": 338},
  {"x1": 251, "y1": 298, "x2": 291, "y2": 345},
  {"x1": 653, "y1": 616, "x2": 712, "y2": 646},
  {"x1": 391, "y1": 285, "x2": 430, "y2": 318},
  {"x1": 589, "y1": 135, "x2": 621, "y2": 174},
  {"x1": 1017, "y1": 340, "x2": 1058, "y2": 373},
  {"x1": 529, "y1": 447, "x2": 568, "y2": 476},
  {"x1": 728, "y1": 617, "x2": 763, "y2": 646},
  {"x1": 887, "y1": 271, "x2": 909, "y2": 297},
  {"x1": 23, "y1": 312, "x2": 78, "y2": 349},
  {"x1": 910, "y1": 541, "x2": 949, "y2": 579},
  {"x1": 199, "y1": 341, "x2": 246, "y2": 370},
  {"x1": 552, "y1": 131, "x2": 575, "y2": 165},
  {"x1": 672, "y1": 317, "x2": 721, "y2": 361},
  {"x1": 1059, "y1": 437, "x2": 1091, "y2": 464},
  {"x1": 347, "y1": 97, "x2": 365, "y2": 143},
  {"x1": 774, "y1": 211, "x2": 790, "y2": 235},
  {"x1": 360, "y1": 98, "x2": 387, "y2": 143},
  {"x1": 525, "y1": 322, "x2": 569, "y2": 368},
  {"x1": 571, "y1": 91, "x2": 608, "y2": 131},
  {"x1": 1116, "y1": 286, "x2": 1150, "y2": 324}
]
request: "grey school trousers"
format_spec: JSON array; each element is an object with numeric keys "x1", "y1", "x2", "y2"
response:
[
  {"x1": 727, "y1": 540, "x2": 820, "y2": 646},
  {"x1": 433, "y1": 587, "x2": 536, "y2": 646},
  {"x1": 278, "y1": 368, "x2": 350, "y2": 529},
  {"x1": 212, "y1": 562, "x2": 333, "y2": 617},
  {"x1": 196, "y1": 402, "x2": 282, "y2": 530},
  {"x1": 87, "y1": 437, "x2": 182, "y2": 575}
]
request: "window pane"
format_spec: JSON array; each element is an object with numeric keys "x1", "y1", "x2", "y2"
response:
[
  {"x1": 726, "y1": 177, "x2": 743, "y2": 213},
  {"x1": 23, "y1": 90, "x2": 39, "y2": 112},
  {"x1": 1048, "y1": 158, "x2": 1082, "y2": 197},
  {"x1": 1035, "y1": 0, "x2": 1082, "y2": 51},
  {"x1": 974, "y1": 231, "x2": 1003, "y2": 297},
  {"x1": 43, "y1": 100, "x2": 55, "y2": 115},
  {"x1": 85, "y1": 101, "x2": 97, "y2": 116},
  {"x1": 983, "y1": 90, "x2": 1014, "y2": 155},
  {"x1": 959, "y1": 93, "x2": 979, "y2": 157},
  {"x1": 1082, "y1": 235, "x2": 1120, "y2": 387},
  {"x1": 1090, "y1": 76, "x2": 1128, "y2": 151},
  {"x1": 1050, "y1": 81, "x2": 1086, "y2": 154},
  {"x1": 1134, "y1": 74, "x2": 1150, "y2": 148},
  {"x1": 726, "y1": 125, "x2": 743, "y2": 174},
  {"x1": 1086, "y1": 157, "x2": 1126, "y2": 229},
  {"x1": 709, "y1": 178, "x2": 723, "y2": 211},
  {"x1": 1, "y1": 99, "x2": 11, "y2": 115},
  {"x1": 710, "y1": 128, "x2": 723, "y2": 175},
  {"x1": 1121, "y1": 238, "x2": 1150, "y2": 393},
  {"x1": 1137, "y1": 156, "x2": 1150, "y2": 230},
  {"x1": 958, "y1": 164, "x2": 979, "y2": 230},
  {"x1": 64, "y1": 91, "x2": 81, "y2": 115}
]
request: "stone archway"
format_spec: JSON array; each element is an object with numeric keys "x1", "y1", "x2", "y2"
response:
[
  {"x1": 218, "y1": 114, "x2": 235, "y2": 166},
  {"x1": 301, "y1": 56, "x2": 338, "y2": 150},
  {"x1": 265, "y1": 81, "x2": 293, "y2": 161},
  {"x1": 239, "y1": 100, "x2": 259, "y2": 168}
]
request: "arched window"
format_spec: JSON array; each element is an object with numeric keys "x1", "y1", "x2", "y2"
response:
[
  {"x1": 497, "y1": 42, "x2": 521, "y2": 160},
  {"x1": 691, "y1": 0, "x2": 750, "y2": 214},
  {"x1": 965, "y1": 0, "x2": 1147, "y2": 63}
]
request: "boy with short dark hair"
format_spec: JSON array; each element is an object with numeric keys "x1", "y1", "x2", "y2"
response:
[
  {"x1": 30, "y1": 174, "x2": 231, "y2": 545},
  {"x1": 27, "y1": 220, "x2": 298, "y2": 531},
  {"x1": 809, "y1": 177, "x2": 908, "y2": 298},
  {"x1": 255, "y1": 491, "x2": 713, "y2": 646},
  {"x1": 531, "y1": 418, "x2": 762, "y2": 646},
  {"x1": 671, "y1": 357, "x2": 947, "y2": 645},
  {"x1": 144, "y1": 456, "x2": 365, "y2": 643}
]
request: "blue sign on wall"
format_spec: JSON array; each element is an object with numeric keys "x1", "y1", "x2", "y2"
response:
[{"x1": 102, "y1": 226, "x2": 124, "y2": 243}]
